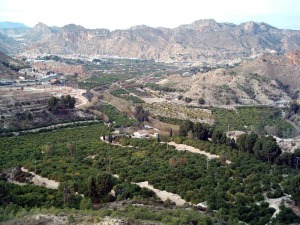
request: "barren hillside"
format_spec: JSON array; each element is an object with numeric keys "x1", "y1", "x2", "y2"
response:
[
  {"x1": 158, "y1": 52, "x2": 300, "y2": 105},
  {"x1": 0, "y1": 51, "x2": 26, "y2": 79},
  {"x1": 32, "y1": 61, "x2": 90, "y2": 77}
]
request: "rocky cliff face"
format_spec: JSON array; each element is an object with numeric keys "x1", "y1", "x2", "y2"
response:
[{"x1": 1, "y1": 19, "x2": 300, "y2": 63}]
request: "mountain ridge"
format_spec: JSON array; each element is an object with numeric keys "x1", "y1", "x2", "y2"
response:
[
  {"x1": 0, "y1": 21, "x2": 29, "y2": 29},
  {"x1": 0, "y1": 19, "x2": 300, "y2": 64}
]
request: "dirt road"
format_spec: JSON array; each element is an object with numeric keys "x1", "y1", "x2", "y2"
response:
[
  {"x1": 168, "y1": 142, "x2": 232, "y2": 164},
  {"x1": 21, "y1": 167, "x2": 59, "y2": 189},
  {"x1": 134, "y1": 181, "x2": 188, "y2": 206}
]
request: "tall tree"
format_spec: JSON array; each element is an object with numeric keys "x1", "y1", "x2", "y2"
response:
[
  {"x1": 48, "y1": 96, "x2": 59, "y2": 113},
  {"x1": 193, "y1": 122, "x2": 209, "y2": 140},
  {"x1": 134, "y1": 105, "x2": 149, "y2": 122},
  {"x1": 237, "y1": 134, "x2": 247, "y2": 152},
  {"x1": 245, "y1": 133, "x2": 258, "y2": 153},
  {"x1": 289, "y1": 174, "x2": 300, "y2": 206},
  {"x1": 179, "y1": 120, "x2": 193, "y2": 136},
  {"x1": 212, "y1": 130, "x2": 227, "y2": 144},
  {"x1": 87, "y1": 172, "x2": 115, "y2": 203}
]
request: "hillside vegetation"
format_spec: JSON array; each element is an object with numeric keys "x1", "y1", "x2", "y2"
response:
[{"x1": 0, "y1": 124, "x2": 300, "y2": 224}]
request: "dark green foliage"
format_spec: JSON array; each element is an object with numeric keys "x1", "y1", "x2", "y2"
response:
[
  {"x1": 110, "y1": 89, "x2": 145, "y2": 103},
  {"x1": 231, "y1": 202, "x2": 275, "y2": 225},
  {"x1": 47, "y1": 96, "x2": 59, "y2": 113},
  {"x1": 87, "y1": 172, "x2": 116, "y2": 203},
  {"x1": 212, "y1": 107, "x2": 295, "y2": 138},
  {"x1": 146, "y1": 83, "x2": 178, "y2": 92},
  {"x1": 114, "y1": 182, "x2": 155, "y2": 201},
  {"x1": 155, "y1": 115, "x2": 185, "y2": 125},
  {"x1": 272, "y1": 204, "x2": 300, "y2": 224},
  {"x1": 289, "y1": 102, "x2": 300, "y2": 115},
  {"x1": 0, "y1": 180, "x2": 62, "y2": 208},
  {"x1": 184, "y1": 97, "x2": 193, "y2": 103},
  {"x1": 60, "y1": 95, "x2": 76, "y2": 109},
  {"x1": 101, "y1": 104, "x2": 134, "y2": 127},
  {"x1": 244, "y1": 133, "x2": 258, "y2": 153},
  {"x1": 198, "y1": 98, "x2": 206, "y2": 105},
  {"x1": 0, "y1": 124, "x2": 297, "y2": 224},
  {"x1": 58, "y1": 181, "x2": 82, "y2": 208},
  {"x1": 179, "y1": 120, "x2": 194, "y2": 136},
  {"x1": 79, "y1": 197, "x2": 93, "y2": 210},
  {"x1": 211, "y1": 130, "x2": 227, "y2": 144},
  {"x1": 178, "y1": 95, "x2": 183, "y2": 100},
  {"x1": 1, "y1": 61, "x2": 26, "y2": 71},
  {"x1": 276, "y1": 152, "x2": 293, "y2": 167},
  {"x1": 238, "y1": 134, "x2": 281, "y2": 163},
  {"x1": 125, "y1": 95, "x2": 145, "y2": 103},
  {"x1": 134, "y1": 105, "x2": 149, "y2": 122},
  {"x1": 78, "y1": 73, "x2": 135, "y2": 90},
  {"x1": 48, "y1": 95, "x2": 76, "y2": 113},
  {"x1": 289, "y1": 174, "x2": 300, "y2": 206},
  {"x1": 193, "y1": 122, "x2": 209, "y2": 141}
]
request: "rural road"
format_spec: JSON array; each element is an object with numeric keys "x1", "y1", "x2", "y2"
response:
[
  {"x1": 21, "y1": 167, "x2": 59, "y2": 189},
  {"x1": 135, "y1": 181, "x2": 188, "y2": 206},
  {"x1": 168, "y1": 142, "x2": 232, "y2": 164}
]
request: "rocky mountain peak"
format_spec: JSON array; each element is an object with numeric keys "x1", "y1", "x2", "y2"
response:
[
  {"x1": 130, "y1": 24, "x2": 152, "y2": 31},
  {"x1": 192, "y1": 19, "x2": 218, "y2": 26},
  {"x1": 181, "y1": 19, "x2": 222, "y2": 32},
  {"x1": 33, "y1": 22, "x2": 51, "y2": 32},
  {"x1": 240, "y1": 21, "x2": 274, "y2": 34},
  {"x1": 241, "y1": 21, "x2": 260, "y2": 33},
  {"x1": 61, "y1": 24, "x2": 85, "y2": 32}
]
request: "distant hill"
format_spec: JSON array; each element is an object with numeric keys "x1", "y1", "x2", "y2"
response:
[
  {"x1": 159, "y1": 51, "x2": 300, "y2": 105},
  {"x1": 0, "y1": 19, "x2": 300, "y2": 64},
  {"x1": 0, "y1": 33, "x2": 21, "y2": 54},
  {"x1": 0, "y1": 50, "x2": 26, "y2": 79},
  {"x1": 0, "y1": 21, "x2": 29, "y2": 29}
]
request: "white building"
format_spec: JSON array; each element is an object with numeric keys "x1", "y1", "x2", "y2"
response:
[{"x1": 133, "y1": 130, "x2": 149, "y2": 138}]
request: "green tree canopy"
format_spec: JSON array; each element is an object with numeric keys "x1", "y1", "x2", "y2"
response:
[{"x1": 86, "y1": 172, "x2": 116, "y2": 203}]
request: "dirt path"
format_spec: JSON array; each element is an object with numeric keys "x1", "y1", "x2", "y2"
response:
[
  {"x1": 112, "y1": 173, "x2": 189, "y2": 206},
  {"x1": 74, "y1": 89, "x2": 89, "y2": 108},
  {"x1": 168, "y1": 142, "x2": 232, "y2": 164},
  {"x1": 134, "y1": 181, "x2": 188, "y2": 206},
  {"x1": 264, "y1": 194, "x2": 291, "y2": 218},
  {"x1": 21, "y1": 167, "x2": 59, "y2": 189}
]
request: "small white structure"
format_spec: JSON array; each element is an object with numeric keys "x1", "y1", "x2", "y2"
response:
[
  {"x1": 144, "y1": 125, "x2": 153, "y2": 129},
  {"x1": 133, "y1": 130, "x2": 149, "y2": 138},
  {"x1": 152, "y1": 133, "x2": 159, "y2": 138}
]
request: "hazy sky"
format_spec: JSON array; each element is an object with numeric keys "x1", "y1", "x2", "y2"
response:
[{"x1": 0, "y1": 0, "x2": 299, "y2": 30}]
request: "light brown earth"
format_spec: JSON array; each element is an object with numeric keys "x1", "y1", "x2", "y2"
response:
[
  {"x1": 168, "y1": 142, "x2": 232, "y2": 164},
  {"x1": 21, "y1": 167, "x2": 59, "y2": 189},
  {"x1": 134, "y1": 181, "x2": 188, "y2": 206}
]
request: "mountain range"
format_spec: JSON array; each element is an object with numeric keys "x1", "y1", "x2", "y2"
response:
[{"x1": 0, "y1": 19, "x2": 300, "y2": 64}]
